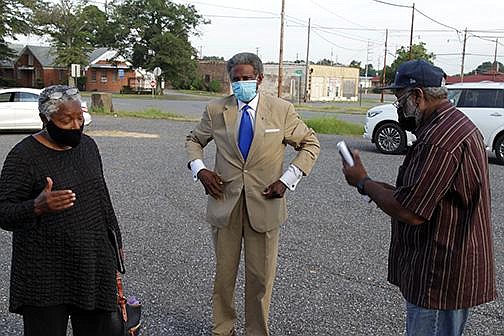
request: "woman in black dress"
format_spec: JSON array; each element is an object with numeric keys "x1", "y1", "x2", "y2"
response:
[{"x1": 0, "y1": 85, "x2": 123, "y2": 336}]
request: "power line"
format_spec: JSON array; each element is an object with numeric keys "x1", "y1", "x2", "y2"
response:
[
  {"x1": 203, "y1": 14, "x2": 279, "y2": 19},
  {"x1": 414, "y1": 8, "x2": 461, "y2": 33},
  {"x1": 311, "y1": 29, "x2": 367, "y2": 52},
  {"x1": 308, "y1": 0, "x2": 366, "y2": 28},
  {"x1": 312, "y1": 26, "x2": 383, "y2": 45},
  {"x1": 371, "y1": 0, "x2": 412, "y2": 9}
]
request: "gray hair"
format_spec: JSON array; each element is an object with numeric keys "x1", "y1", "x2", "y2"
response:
[
  {"x1": 226, "y1": 52, "x2": 264, "y2": 77},
  {"x1": 38, "y1": 85, "x2": 82, "y2": 119},
  {"x1": 422, "y1": 86, "x2": 448, "y2": 101}
]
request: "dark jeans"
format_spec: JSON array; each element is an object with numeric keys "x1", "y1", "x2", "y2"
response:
[{"x1": 23, "y1": 304, "x2": 117, "y2": 336}]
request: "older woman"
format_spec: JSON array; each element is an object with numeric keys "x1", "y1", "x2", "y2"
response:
[{"x1": 0, "y1": 85, "x2": 123, "y2": 336}]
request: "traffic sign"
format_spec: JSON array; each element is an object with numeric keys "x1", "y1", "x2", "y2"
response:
[
  {"x1": 153, "y1": 67, "x2": 162, "y2": 77},
  {"x1": 150, "y1": 80, "x2": 156, "y2": 88},
  {"x1": 294, "y1": 69, "x2": 303, "y2": 77}
]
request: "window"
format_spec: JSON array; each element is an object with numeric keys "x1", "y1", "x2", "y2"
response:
[
  {"x1": 14, "y1": 92, "x2": 39, "y2": 102},
  {"x1": 28, "y1": 55, "x2": 33, "y2": 66},
  {"x1": 100, "y1": 73, "x2": 107, "y2": 83},
  {"x1": 91, "y1": 71, "x2": 97, "y2": 81},
  {"x1": 458, "y1": 89, "x2": 504, "y2": 108},
  {"x1": 0, "y1": 93, "x2": 12, "y2": 102},
  {"x1": 447, "y1": 89, "x2": 462, "y2": 106}
]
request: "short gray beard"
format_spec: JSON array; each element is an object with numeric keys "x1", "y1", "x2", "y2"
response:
[{"x1": 404, "y1": 96, "x2": 422, "y2": 126}]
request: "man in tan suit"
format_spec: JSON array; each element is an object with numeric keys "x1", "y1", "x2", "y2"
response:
[{"x1": 186, "y1": 52, "x2": 320, "y2": 336}]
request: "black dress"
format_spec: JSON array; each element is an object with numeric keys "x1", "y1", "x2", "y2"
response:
[{"x1": 0, "y1": 135, "x2": 122, "y2": 314}]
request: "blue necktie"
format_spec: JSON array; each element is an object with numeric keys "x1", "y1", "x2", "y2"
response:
[{"x1": 238, "y1": 105, "x2": 253, "y2": 160}]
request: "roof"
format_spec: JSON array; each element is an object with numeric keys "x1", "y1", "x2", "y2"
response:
[
  {"x1": 447, "y1": 81, "x2": 504, "y2": 89},
  {"x1": 0, "y1": 44, "x2": 24, "y2": 68},
  {"x1": 24, "y1": 45, "x2": 59, "y2": 67},
  {"x1": 88, "y1": 48, "x2": 109, "y2": 63},
  {"x1": 446, "y1": 73, "x2": 504, "y2": 84}
]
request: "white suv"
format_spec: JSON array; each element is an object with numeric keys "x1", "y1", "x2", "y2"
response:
[{"x1": 363, "y1": 81, "x2": 504, "y2": 164}]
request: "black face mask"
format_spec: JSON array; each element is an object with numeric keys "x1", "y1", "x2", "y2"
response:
[
  {"x1": 397, "y1": 109, "x2": 417, "y2": 132},
  {"x1": 46, "y1": 120, "x2": 83, "y2": 147}
]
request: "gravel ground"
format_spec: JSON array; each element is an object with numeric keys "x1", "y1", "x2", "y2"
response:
[{"x1": 0, "y1": 115, "x2": 502, "y2": 335}]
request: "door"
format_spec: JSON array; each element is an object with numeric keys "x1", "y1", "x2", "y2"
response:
[
  {"x1": 457, "y1": 89, "x2": 504, "y2": 148},
  {"x1": 0, "y1": 92, "x2": 16, "y2": 129},
  {"x1": 13, "y1": 91, "x2": 41, "y2": 129}
]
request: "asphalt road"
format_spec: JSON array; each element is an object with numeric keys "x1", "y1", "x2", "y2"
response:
[
  {"x1": 0, "y1": 116, "x2": 502, "y2": 335},
  {"x1": 81, "y1": 96, "x2": 368, "y2": 125}
]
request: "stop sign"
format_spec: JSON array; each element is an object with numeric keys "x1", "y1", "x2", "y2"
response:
[{"x1": 150, "y1": 80, "x2": 156, "y2": 88}]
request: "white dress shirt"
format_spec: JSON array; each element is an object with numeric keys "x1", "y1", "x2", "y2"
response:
[{"x1": 190, "y1": 94, "x2": 303, "y2": 191}]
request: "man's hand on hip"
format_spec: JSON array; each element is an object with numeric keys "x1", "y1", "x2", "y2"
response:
[
  {"x1": 262, "y1": 180, "x2": 287, "y2": 199},
  {"x1": 198, "y1": 169, "x2": 224, "y2": 199}
]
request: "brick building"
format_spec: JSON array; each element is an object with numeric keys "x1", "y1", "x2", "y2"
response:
[
  {"x1": 2, "y1": 45, "x2": 68, "y2": 88},
  {"x1": 197, "y1": 60, "x2": 231, "y2": 94},
  {"x1": 84, "y1": 48, "x2": 136, "y2": 92}
]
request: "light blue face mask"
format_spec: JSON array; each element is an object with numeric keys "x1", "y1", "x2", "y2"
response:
[{"x1": 232, "y1": 80, "x2": 257, "y2": 103}]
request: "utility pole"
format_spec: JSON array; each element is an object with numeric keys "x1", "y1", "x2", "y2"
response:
[
  {"x1": 381, "y1": 29, "x2": 388, "y2": 103},
  {"x1": 409, "y1": 3, "x2": 415, "y2": 60},
  {"x1": 494, "y1": 38, "x2": 499, "y2": 72},
  {"x1": 277, "y1": 0, "x2": 286, "y2": 98},
  {"x1": 304, "y1": 18, "x2": 311, "y2": 102},
  {"x1": 256, "y1": 47, "x2": 260, "y2": 57},
  {"x1": 365, "y1": 40, "x2": 373, "y2": 94},
  {"x1": 460, "y1": 28, "x2": 467, "y2": 82}
]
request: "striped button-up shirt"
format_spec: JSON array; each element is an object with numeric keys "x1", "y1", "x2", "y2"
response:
[{"x1": 389, "y1": 100, "x2": 497, "y2": 310}]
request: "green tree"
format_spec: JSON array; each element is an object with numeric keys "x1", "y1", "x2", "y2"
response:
[
  {"x1": 35, "y1": 1, "x2": 115, "y2": 84},
  {"x1": 349, "y1": 60, "x2": 361, "y2": 69},
  {"x1": 36, "y1": 1, "x2": 95, "y2": 66},
  {"x1": 316, "y1": 58, "x2": 333, "y2": 66},
  {"x1": 386, "y1": 42, "x2": 435, "y2": 84},
  {"x1": 202, "y1": 56, "x2": 224, "y2": 61},
  {"x1": 110, "y1": 0, "x2": 208, "y2": 89},
  {"x1": 362, "y1": 63, "x2": 377, "y2": 77},
  {"x1": 467, "y1": 61, "x2": 504, "y2": 75},
  {"x1": 81, "y1": 5, "x2": 120, "y2": 47},
  {"x1": 0, "y1": 0, "x2": 39, "y2": 61}
]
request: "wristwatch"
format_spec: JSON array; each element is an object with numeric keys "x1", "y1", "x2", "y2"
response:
[{"x1": 356, "y1": 176, "x2": 372, "y2": 195}]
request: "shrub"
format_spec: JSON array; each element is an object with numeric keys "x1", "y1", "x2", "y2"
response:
[{"x1": 207, "y1": 79, "x2": 221, "y2": 92}]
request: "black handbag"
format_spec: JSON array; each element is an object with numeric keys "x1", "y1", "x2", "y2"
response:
[
  {"x1": 112, "y1": 272, "x2": 142, "y2": 336},
  {"x1": 108, "y1": 229, "x2": 142, "y2": 335}
]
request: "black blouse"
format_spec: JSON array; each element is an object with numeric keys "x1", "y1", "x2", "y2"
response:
[{"x1": 0, "y1": 135, "x2": 122, "y2": 313}]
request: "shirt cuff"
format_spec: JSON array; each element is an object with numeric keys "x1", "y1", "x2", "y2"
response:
[
  {"x1": 280, "y1": 164, "x2": 303, "y2": 191},
  {"x1": 190, "y1": 159, "x2": 206, "y2": 181}
]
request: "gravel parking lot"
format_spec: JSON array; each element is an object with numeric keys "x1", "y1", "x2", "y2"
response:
[{"x1": 0, "y1": 115, "x2": 502, "y2": 335}]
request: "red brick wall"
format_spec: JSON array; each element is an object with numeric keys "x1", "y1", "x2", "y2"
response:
[
  {"x1": 14, "y1": 51, "x2": 67, "y2": 88},
  {"x1": 85, "y1": 67, "x2": 135, "y2": 93},
  {"x1": 197, "y1": 61, "x2": 231, "y2": 94},
  {"x1": 43, "y1": 68, "x2": 68, "y2": 87}
]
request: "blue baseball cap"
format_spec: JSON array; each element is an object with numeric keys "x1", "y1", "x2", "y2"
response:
[{"x1": 383, "y1": 59, "x2": 446, "y2": 90}]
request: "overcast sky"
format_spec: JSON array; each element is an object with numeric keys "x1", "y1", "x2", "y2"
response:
[
  {"x1": 10, "y1": 0, "x2": 504, "y2": 76},
  {"x1": 179, "y1": 0, "x2": 504, "y2": 75}
]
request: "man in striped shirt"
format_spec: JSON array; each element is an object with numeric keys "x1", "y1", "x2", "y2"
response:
[{"x1": 342, "y1": 60, "x2": 496, "y2": 335}]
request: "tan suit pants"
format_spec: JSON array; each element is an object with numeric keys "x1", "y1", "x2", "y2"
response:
[{"x1": 211, "y1": 194, "x2": 280, "y2": 336}]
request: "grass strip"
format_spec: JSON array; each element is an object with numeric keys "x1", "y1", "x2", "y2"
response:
[
  {"x1": 91, "y1": 108, "x2": 363, "y2": 135},
  {"x1": 90, "y1": 107, "x2": 197, "y2": 122},
  {"x1": 295, "y1": 104, "x2": 370, "y2": 114},
  {"x1": 305, "y1": 117, "x2": 363, "y2": 135}
]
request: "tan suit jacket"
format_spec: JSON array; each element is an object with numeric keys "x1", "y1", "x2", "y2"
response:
[{"x1": 186, "y1": 93, "x2": 320, "y2": 232}]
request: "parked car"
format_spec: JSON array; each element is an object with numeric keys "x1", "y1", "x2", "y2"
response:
[
  {"x1": 0, "y1": 88, "x2": 91, "y2": 131},
  {"x1": 363, "y1": 81, "x2": 504, "y2": 164}
]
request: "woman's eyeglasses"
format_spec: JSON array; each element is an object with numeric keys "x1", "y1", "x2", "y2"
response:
[{"x1": 48, "y1": 88, "x2": 79, "y2": 100}]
